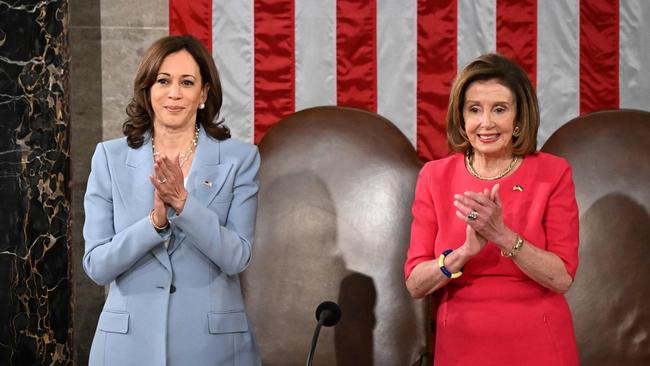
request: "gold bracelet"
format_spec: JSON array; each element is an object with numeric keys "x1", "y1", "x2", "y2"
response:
[
  {"x1": 501, "y1": 235, "x2": 524, "y2": 258},
  {"x1": 149, "y1": 210, "x2": 169, "y2": 232}
]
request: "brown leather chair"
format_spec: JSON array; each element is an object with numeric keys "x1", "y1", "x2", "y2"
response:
[
  {"x1": 542, "y1": 109, "x2": 650, "y2": 365},
  {"x1": 241, "y1": 106, "x2": 430, "y2": 365}
]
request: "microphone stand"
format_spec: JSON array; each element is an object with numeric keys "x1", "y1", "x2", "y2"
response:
[{"x1": 306, "y1": 310, "x2": 329, "y2": 366}]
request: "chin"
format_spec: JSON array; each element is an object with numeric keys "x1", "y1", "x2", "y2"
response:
[
  {"x1": 159, "y1": 119, "x2": 192, "y2": 129},
  {"x1": 473, "y1": 144, "x2": 510, "y2": 157}
]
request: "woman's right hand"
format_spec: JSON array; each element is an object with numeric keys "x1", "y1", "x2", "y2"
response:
[
  {"x1": 455, "y1": 188, "x2": 489, "y2": 259},
  {"x1": 151, "y1": 185, "x2": 168, "y2": 228},
  {"x1": 458, "y1": 224, "x2": 487, "y2": 258}
]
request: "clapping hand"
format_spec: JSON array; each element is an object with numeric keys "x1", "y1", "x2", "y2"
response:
[
  {"x1": 150, "y1": 155, "x2": 188, "y2": 214},
  {"x1": 454, "y1": 184, "x2": 509, "y2": 245}
]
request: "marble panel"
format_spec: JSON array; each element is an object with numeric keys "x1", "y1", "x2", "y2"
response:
[
  {"x1": 101, "y1": 27, "x2": 167, "y2": 140},
  {"x1": 0, "y1": 0, "x2": 73, "y2": 365},
  {"x1": 100, "y1": 0, "x2": 168, "y2": 28}
]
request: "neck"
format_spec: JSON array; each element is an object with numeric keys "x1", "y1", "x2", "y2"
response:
[
  {"x1": 470, "y1": 150, "x2": 515, "y2": 177},
  {"x1": 152, "y1": 123, "x2": 196, "y2": 154},
  {"x1": 472, "y1": 152, "x2": 514, "y2": 176}
]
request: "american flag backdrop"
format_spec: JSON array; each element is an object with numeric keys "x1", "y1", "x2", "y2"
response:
[{"x1": 169, "y1": 0, "x2": 650, "y2": 161}]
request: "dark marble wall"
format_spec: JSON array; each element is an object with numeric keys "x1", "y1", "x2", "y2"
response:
[{"x1": 0, "y1": 1, "x2": 73, "y2": 365}]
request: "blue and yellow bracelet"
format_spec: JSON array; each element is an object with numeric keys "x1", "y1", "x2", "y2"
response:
[{"x1": 438, "y1": 249, "x2": 463, "y2": 279}]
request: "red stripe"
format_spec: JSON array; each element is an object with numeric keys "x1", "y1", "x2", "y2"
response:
[
  {"x1": 580, "y1": 0, "x2": 619, "y2": 114},
  {"x1": 416, "y1": 0, "x2": 457, "y2": 161},
  {"x1": 169, "y1": 0, "x2": 212, "y2": 52},
  {"x1": 253, "y1": 0, "x2": 295, "y2": 143},
  {"x1": 336, "y1": 0, "x2": 377, "y2": 112},
  {"x1": 496, "y1": 0, "x2": 537, "y2": 86}
]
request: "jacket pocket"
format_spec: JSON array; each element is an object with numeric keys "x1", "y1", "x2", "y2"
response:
[
  {"x1": 207, "y1": 311, "x2": 248, "y2": 334},
  {"x1": 98, "y1": 310, "x2": 130, "y2": 334}
]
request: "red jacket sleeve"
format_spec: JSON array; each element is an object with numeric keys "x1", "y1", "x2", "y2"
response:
[
  {"x1": 543, "y1": 161, "x2": 580, "y2": 278},
  {"x1": 404, "y1": 164, "x2": 438, "y2": 279}
]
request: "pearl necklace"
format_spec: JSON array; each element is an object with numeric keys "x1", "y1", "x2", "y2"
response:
[
  {"x1": 152, "y1": 126, "x2": 199, "y2": 168},
  {"x1": 465, "y1": 150, "x2": 519, "y2": 181}
]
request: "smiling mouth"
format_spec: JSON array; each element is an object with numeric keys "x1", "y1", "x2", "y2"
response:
[
  {"x1": 165, "y1": 106, "x2": 184, "y2": 112},
  {"x1": 477, "y1": 133, "x2": 500, "y2": 142}
]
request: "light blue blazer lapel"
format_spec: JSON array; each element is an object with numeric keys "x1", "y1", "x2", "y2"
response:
[
  {"x1": 116, "y1": 134, "x2": 172, "y2": 274},
  {"x1": 168, "y1": 128, "x2": 233, "y2": 255}
]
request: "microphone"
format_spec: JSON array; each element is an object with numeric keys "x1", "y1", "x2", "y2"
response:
[{"x1": 306, "y1": 301, "x2": 341, "y2": 366}]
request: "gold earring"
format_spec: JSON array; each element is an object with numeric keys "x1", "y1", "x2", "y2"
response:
[{"x1": 513, "y1": 126, "x2": 521, "y2": 137}]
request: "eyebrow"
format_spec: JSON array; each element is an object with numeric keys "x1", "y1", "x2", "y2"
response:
[
  {"x1": 464, "y1": 100, "x2": 512, "y2": 104},
  {"x1": 156, "y1": 72, "x2": 197, "y2": 79}
]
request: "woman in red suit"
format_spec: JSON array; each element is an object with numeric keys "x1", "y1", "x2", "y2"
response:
[{"x1": 405, "y1": 53, "x2": 579, "y2": 365}]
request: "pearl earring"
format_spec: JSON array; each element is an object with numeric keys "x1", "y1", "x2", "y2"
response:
[{"x1": 199, "y1": 103, "x2": 205, "y2": 110}]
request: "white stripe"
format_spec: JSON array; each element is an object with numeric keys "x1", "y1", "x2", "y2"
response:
[
  {"x1": 619, "y1": 0, "x2": 650, "y2": 111},
  {"x1": 536, "y1": 0, "x2": 580, "y2": 146},
  {"x1": 212, "y1": 0, "x2": 254, "y2": 143},
  {"x1": 457, "y1": 0, "x2": 496, "y2": 71},
  {"x1": 295, "y1": 0, "x2": 337, "y2": 111},
  {"x1": 377, "y1": 0, "x2": 417, "y2": 145}
]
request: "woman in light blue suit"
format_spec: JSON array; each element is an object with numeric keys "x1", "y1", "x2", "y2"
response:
[{"x1": 83, "y1": 35, "x2": 261, "y2": 365}]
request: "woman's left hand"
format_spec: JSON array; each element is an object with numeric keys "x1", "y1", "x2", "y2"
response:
[
  {"x1": 453, "y1": 184, "x2": 512, "y2": 248},
  {"x1": 150, "y1": 155, "x2": 188, "y2": 214}
]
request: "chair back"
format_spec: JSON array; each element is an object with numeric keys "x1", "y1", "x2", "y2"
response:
[
  {"x1": 242, "y1": 106, "x2": 430, "y2": 365},
  {"x1": 542, "y1": 109, "x2": 650, "y2": 365}
]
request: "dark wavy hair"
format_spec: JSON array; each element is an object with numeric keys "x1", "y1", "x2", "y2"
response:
[
  {"x1": 123, "y1": 35, "x2": 230, "y2": 148},
  {"x1": 446, "y1": 53, "x2": 539, "y2": 156}
]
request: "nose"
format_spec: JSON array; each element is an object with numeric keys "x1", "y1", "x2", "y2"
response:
[
  {"x1": 168, "y1": 83, "x2": 181, "y2": 99},
  {"x1": 480, "y1": 109, "x2": 495, "y2": 127}
]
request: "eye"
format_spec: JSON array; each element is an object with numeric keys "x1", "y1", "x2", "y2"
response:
[
  {"x1": 156, "y1": 78, "x2": 169, "y2": 85},
  {"x1": 494, "y1": 106, "x2": 507, "y2": 113},
  {"x1": 181, "y1": 80, "x2": 195, "y2": 87},
  {"x1": 467, "y1": 105, "x2": 480, "y2": 113}
]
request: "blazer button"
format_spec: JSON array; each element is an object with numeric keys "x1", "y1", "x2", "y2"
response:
[{"x1": 170, "y1": 284, "x2": 176, "y2": 294}]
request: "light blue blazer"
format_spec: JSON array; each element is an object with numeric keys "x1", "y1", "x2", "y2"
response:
[{"x1": 83, "y1": 127, "x2": 261, "y2": 366}]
